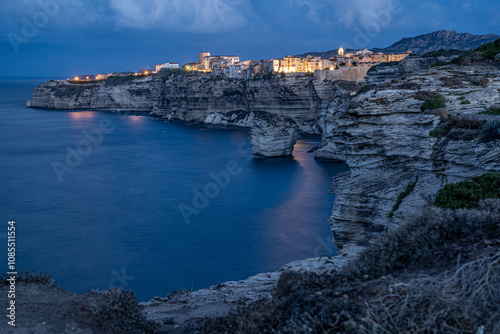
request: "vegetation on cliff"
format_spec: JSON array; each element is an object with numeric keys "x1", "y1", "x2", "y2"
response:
[
  {"x1": 387, "y1": 177, "x2": 418, "y2": 218},
  {"x1": 420, "y1": 94, "x2": 446, "y2": 111},
  {"x1": 202, "y1": 198, "x2": 500, "y2": 333},
  {"x1": 434, "y1": 173, "x2": 500, "y2": 209},
  {"x1": 450, "y1": 38, "x2": 500, "y2": 65},
  {"x1": 429, "y1": 115, "x2": 500, "y2": 142}
]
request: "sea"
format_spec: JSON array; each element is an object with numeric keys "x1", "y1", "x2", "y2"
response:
[{"x1": 0, "y1": 78, "x2": 349, "y2": 301}]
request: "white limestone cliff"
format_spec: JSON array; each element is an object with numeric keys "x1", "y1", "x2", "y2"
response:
[
  {"x1": 250, "y1": 114, "x2": 299, "y2": 157},
  {"x1": 318, "y1": 62, "x2": 500, "y2": 256},
  {"x1": 29, "y1": 74, "x2": 341, "y2": 135}
]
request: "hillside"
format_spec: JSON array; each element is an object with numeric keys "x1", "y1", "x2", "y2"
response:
[
  {"x1": 298, "y1": 30, "x2": 499, "y2": 58},
  {"x1": 373, "y1": 30, "x2": 500, "y2": 55}
]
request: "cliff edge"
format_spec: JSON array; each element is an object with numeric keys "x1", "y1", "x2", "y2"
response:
[
  {"x1": 318, "y1": 61, "x2": 500, "y2": 256},
  {"x1": 28, "y1": 74, "x2": 347, "y2": 135}
]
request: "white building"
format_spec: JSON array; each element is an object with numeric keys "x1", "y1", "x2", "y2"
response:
[
  {"x1": 229, "y1": 65, "x2": 245, "y2": 79},
  {"x1": 355, "y1": 48, "x2": 373, "y2": 56},
  {"x1": 205, "y1": 55, "x2": 240, "y2": 70},
  {"x1": 155, "y1": 62, "x2": 180, "y2": 72}
]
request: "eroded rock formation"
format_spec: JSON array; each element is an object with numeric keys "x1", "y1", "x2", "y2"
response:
[
  {"x1": 250, "y1": 114, "x2": 299, "y2": 157},
  {"x1": 29, "y1": 74, "x2": 341, "y2": 134},
  {"x1": 318, "y1": 62, "x2": 500, "y2": 256}
]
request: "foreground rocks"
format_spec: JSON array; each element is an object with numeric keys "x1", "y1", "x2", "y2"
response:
[
  {"x1": 0, "y1": 282, "x2": 153, "y2": 334},
  {"x1": 141, "y1": 256, "x2": 349, "y2": 333}
]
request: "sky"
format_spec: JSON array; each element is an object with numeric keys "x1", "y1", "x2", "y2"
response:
[{"x1": 0, "y1": 0, "x2": 499, "y2": 78}]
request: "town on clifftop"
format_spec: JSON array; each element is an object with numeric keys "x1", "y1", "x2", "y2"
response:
[{"x1": 69, "y1": 47, "x2": 412, "y2": 82}]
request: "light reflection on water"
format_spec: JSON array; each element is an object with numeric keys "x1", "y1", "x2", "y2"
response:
[{"x1": 0, "y1": 80, "x2": 349, "y2": 301}]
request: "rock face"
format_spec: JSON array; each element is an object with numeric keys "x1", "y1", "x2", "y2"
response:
[
  {"x1": 251, "y1": 114, "x2": 299, "y2": 157},
  {"x1": 29, "y1": 74, "x2": 341, "y2": 134},
  {"x1": 317, "y1": 62, "x2": 500, "y2": 256},
  {"x1": 365, "y1": 55, "x2": 445, "y2": 85}
]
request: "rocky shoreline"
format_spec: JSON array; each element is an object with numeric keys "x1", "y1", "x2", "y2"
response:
[
  {"x1": 141, "y1": 58, "x2": 500, "y2": 331},
  {"x1": 19, "y1": 55, "x2": 500, "y2": 332},
  {"x1": 28, "y1": 74, "x2": 362, "y2": 157},
  {"x1": 28, "y1": 74, "x2": 350, "y2": 134}
]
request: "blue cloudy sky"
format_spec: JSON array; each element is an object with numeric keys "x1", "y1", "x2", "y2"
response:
[{"x1": 0, "y1": 0, "x2": 499, "y2": 78}]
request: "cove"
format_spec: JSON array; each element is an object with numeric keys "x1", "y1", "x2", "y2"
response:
[{"x1": 0, "y1": 79, "x2": 349, "y2": 301}]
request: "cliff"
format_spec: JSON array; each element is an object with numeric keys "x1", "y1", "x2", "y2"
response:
[
  {"x1": 317, "y1": 61, "x2": 500, "y2": 255},
  {"x1": 29, "y1": 74, "x2": 343, "y2": 134},
  {"x1": 251, "y1": 114, "x2": 298, "y2": 157},
  {"x1": 20, "y1": 52, "x2": 500, "y2": 333}
]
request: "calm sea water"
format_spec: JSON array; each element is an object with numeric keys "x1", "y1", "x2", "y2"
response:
[{"x1": 0, "y1": 79, "x2": 348, "y2": 301}]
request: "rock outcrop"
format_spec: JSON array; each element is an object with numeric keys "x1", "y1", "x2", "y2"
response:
[
  {"x1": 29, "y1": 74, "x2": 341, "y2": 134},
  {"x1": 365, "y1": 55, "x2": 444, "y2": 85},
  {"x1": 318, "y1": 62, "x2": 500, "y2": 256},
  {"x1": 250, "y1": 114, "x2": 299, "y2": 157},
  {"x1": 141, "y1": 256, "x2": 348, "y2": 332}
]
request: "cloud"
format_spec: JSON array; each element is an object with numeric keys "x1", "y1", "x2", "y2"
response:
[
  {"x1": 333, "y1": 0, "x2": 399, "y2": 28},
  {"x1": 287, "y1": 0, "x2": 404, "y2": 28},
  {"x1": 108, "y1": 0, "x2": 251, "y2": 33},
  {"x1": 0, "y1": 0, "x2": 109, "y2": 34}
]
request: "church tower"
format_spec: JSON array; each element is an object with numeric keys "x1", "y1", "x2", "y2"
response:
[{"x1": 338, "y1": 47, "x2": 345, "y2": 56}]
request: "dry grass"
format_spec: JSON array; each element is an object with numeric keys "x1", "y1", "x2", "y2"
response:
[
  {"x1": 201, "y1": 200, "x2": 500, "y2": 334},
  {"x1": 363, "y1": 251, "x2": 500, "y2": 333}
]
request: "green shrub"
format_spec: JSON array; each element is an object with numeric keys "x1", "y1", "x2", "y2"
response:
[
  {"x1": 480, "y1": 106, "x2": 500, "y2": 115},
  {"x1": 461, "y1": 100, "x2": 471, "y2": 105},
  {"x1": 1, "y1": 269, "x2": 54, "y2": 286},
  {"x1": 345, "y1": 199, "x2": 500, "y2": 279},
  {"x1": 450, "y1": 39, "x2": 500, "y2": 65},
  {"x1": 429, "y1": 127, "x2": 446, "y2": 138},
  {"x1": 450, "y1": 56, "x2": 463, "y2": 64},
  {"x1": 477, "y1": 38, "x2": 500, "y2": 59},
  {"x1": 483, "y1": 120, "x2": 500, "y2": 133},
  {"x1": 421, "y1": 95, "x2": 446, "y2": 111},
  {"x1": 423, "y1": 49, "x2": 463, "y2": 57},
  {"x1": 431, "y1": 60, "x2": 449, "y2": 67},
  {"x1": 387, "y1": 177, "x2": 418, "y2": 218},
  {"x1": 425, "y1": 116, "x2": 487, "y2": 141},
  {"x1": 480, "y1": 120, "x2": 500, "y2": 141},
  {"x1": 470, "y1": 77, "x2": 489, "y2": 86},
  {"x1": 434, "y1": 173, "x2": 500, "y2": 209}
]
